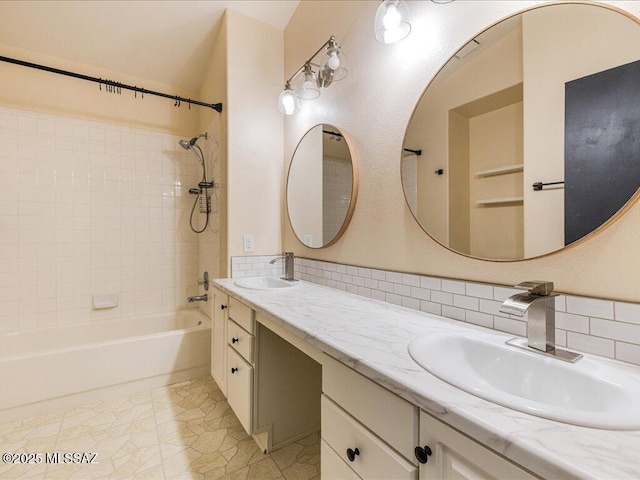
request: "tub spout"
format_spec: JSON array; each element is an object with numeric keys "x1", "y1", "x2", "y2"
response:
[{"x1": 188, "y1": 294, "x2": 208, "y2": 303}]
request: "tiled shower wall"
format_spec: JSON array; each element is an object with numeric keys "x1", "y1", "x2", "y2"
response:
[
  {"x1": 0, "y1": 105, "x2": 203, "y2": 331},
  {"x1": 292, "y1": 258, "x2": 640, "y2": 367}
]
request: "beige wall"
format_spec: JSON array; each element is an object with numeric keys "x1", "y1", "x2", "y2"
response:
[
  {"x1": 282, "y1": 1, "x2": 640, "y2": 302},
  {"x1": 225, "y1": 10, "x2": 284, "y2": 264},
  {"x1": 522, "y1": 4, "x2": 640, "y2": 257},
  {"x1": 199, "y1": 14, "x2": 229, "y2": 279},
  {"x1": 288, "y1": 126, "x2": 324, "y2": 246},
  {"x1": 0, "y1": 43, "x2": 200, "y2": 136}
]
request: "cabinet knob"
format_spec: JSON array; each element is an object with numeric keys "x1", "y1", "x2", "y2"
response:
[
  {"x1": 346, "y1": 447, "x2": 360, "y2": 462},
  {"x1": 221, "y1": 304, "x2": 228, "y2": 310},
  {"x1": 414, "y1": 446, "x2": 432, "y2": 464},
  {"x1": 231, "y1": 367, "x2": 238, "y2": 374},
  {"x1": 232, "y1": 337, "x2": 239, "y2": 344}
]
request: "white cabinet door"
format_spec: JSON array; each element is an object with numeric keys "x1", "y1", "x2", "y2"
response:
[
  {"x1": 419, "y1": 411, "x2": 538, "y2": 480},
  {"x1": 227, "y1": 346, "x2": 254, "y2": 435},
  {"x1": 211, "y1": 287, "x2": 228, "y2": 396}
]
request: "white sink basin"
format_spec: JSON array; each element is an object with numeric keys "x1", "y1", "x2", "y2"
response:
[
  {"x1": 234, "y1": 276, "x2": 300, "y2": 290},
  {"x1": 408, "y1": 331, "x2": 640, "y2": 429}
]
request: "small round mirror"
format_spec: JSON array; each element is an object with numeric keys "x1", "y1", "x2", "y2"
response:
[{"x1": 286, "y1": 124, "x2": 358, "y2": 248}]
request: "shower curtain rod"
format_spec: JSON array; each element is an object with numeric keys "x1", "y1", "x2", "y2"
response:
[{"x1": 0, "y1": 55, "x2": 223, "y2": 113}]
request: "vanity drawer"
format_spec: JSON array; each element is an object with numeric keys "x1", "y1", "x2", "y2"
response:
[
  {"x1": 228, "y1": 319, "x2": 254, "y2": 364},
  {"x1": 321, "y1": 395, "x2": 417, "y2": 480},
  {"x1": 227, "y1": 346, "x2": 253, "y2": 435},
  {"x1": 321, "y1": 439, "x2": 362, "y2": 480},
  {"x1": 229, "y1": 296, "x2": 254, "y2": 333},
  {"x1": 322, "y1": 354, "x2": 417, "y2": 461}
]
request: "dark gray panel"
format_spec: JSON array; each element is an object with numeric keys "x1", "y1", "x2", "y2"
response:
[{"x1": 564, "y1": 59, "x2": 640, "y2": 245}]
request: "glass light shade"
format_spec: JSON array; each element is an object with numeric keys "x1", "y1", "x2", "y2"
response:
[
  {"x1": 296, "y1": 67, "x2": 321, "y2": 100},
  {"x1": 316, "y1": 65, "x2": 334, "y2": 88},
  {"x1": 322, "y1": 46, "x2": 348, "y2": 82},
  {"x1": 375, "y1": 0, "x2": 411, "y2": 44},
  {"x1": 278, "y1": 86, "x2": 300, "y2": 115}
]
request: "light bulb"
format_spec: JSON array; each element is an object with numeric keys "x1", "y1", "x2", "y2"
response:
[
  {"x1": 278, "y1": 86, "x2": 300, "y2": 115},
  {"x1": 383, "y1": 3, "x2": 401, "y2": 30},
  {"x1": 282, "y1": 95, "x2": 295, "y2": 114},
  {"x1": 375, "y1": 0, "x2": 411, "y2": 44},
  {"x1": 328, "y1": 51, "x2": 340, "y2": 70}
]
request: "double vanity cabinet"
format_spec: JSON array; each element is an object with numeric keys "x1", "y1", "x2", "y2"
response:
[{"x1": 210, "y1": 282, "x2": 539, "y2": 480}]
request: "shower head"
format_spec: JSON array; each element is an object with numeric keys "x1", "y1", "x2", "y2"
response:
[{"x1": 179, "y1": 132, "x2": 208, "y2": 151}]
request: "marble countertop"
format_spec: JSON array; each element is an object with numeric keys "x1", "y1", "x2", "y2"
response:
[{"x1": 213, "y1": 277, "x2": 640, "y2": 480}]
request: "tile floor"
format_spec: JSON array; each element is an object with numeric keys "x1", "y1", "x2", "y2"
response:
[{"x1": 0, "y1": 376, "x2": 320, "y2": 480}]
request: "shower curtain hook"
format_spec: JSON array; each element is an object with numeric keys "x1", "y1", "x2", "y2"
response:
[{"x1": 99, "y1": 78, "x2": 102, "y2": 91}]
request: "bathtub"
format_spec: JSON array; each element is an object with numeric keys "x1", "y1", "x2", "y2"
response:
[{"x1": 0, "y1": 309, "x2": 211, "y2": 422}]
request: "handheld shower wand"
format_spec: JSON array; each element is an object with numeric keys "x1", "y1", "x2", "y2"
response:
[{"x1": 178, "y1": 132, "x2": 213, "y2": 233}]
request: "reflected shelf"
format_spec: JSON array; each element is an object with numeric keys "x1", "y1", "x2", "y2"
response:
[
  {"x1": 475, "y1": 163, "x2": 523, "y2": 177},
  {"x1": 475, "y1": 196, "x2": 524, "y2": 205}
]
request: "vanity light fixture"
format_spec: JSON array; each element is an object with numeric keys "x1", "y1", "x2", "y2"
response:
[
  {"x1": 375, "y1": 0, "x2": 411, "y2": 44},
  {"x1": 277, "y1": 35, "x2": 347, "y2": 115}
]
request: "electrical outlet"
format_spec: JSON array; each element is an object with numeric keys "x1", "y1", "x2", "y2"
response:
[{"x1": 243, "y1": 234, "x2": 254, "y2": 253}]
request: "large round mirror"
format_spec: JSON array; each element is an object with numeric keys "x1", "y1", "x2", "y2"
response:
[
  {"x1": 287, "y1": 124, "x2": 358, "y2": 248},
  {"x1": 402, "y1": 3, "x2": 640, "y2": 260}
]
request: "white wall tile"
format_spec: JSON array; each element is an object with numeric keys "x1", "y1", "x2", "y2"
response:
[
  {"x1": 393, "y1": 283, "x2": 410, "y2": 296},
  {"x1": 566, "y1": 296, "x2": 614, "y2": 320},
  {"x1": 402, "y1": 296, "x2": 420, "y2": 310},
  {"x1": 431, "y1": 290, "x2": 453, "y2": 306},
  {"x1": 614, "y1": 301, "x2": 640, "y2": 325},
  {"x1": 591, "y1": 318, "x2": 640, "y2": 344},
  {"x1": 494, "y1": 316, "x2": 526, "y2": 337},
  {"x1": 441, "y1": 279, "x2": 465, "y2": 294},
  {"x1": 555, "y1": 329, "x2": 567, "y2": 347},
  {"x1": 567, "y1": 332, "x2": 614, "y2": 358},
  {"x1": 465, "y1": 282, "x2": 493, "y2": 300},
  {"x1": 616, "y1": 342, "x2": 640, "y2": 366},
  {"x1": 555, "y1": 312, "x2": 589, "y2": 334},
  {"x1": 466, "y1": 310, "x2": 493, "y2": 328},
  {"x1": 385, "y1": 271, "x2": 402, "y2": 284},
  {"x1": 420, "y1": 276, "x2": 441, "y2": 290},
  {"x1": 410, "y1": 287, "x2": 430, "y2": 301},
  {"x1": 442, "y1": 305, "x2": 465, "y2": 322},
  {"x1": 420, "y1": 301, "x2": 441, "y2": 316},
  {"x1": 401, "y1": 273, "x2": 420, "y2": 287},
  {"x1": 453, "y1": 294, "x2": 478, "y2": 311}
]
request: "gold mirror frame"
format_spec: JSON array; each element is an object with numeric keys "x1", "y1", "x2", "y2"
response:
[
  {"x1": 286, "y1": 124, "x2": 359, "y2": 249},
  {"x1": 401, "y1": 1, "x2": 640, "y2": 262}
]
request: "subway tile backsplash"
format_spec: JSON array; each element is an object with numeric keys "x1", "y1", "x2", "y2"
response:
[{"x1": 292, "y1": 257, "x2": 640, "y2": 368}]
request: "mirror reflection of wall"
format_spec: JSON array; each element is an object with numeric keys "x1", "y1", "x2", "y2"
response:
[
  {"x1": 287, "y1": 125, "x2": 357, "y2": 248},
  {"x1": 402, "y1": 3, "x2": 640, "y2": 261}
]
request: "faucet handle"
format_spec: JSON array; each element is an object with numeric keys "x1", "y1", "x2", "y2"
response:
[{"x1": 515, "y1": 281, "x2": 554, "y2": 296}]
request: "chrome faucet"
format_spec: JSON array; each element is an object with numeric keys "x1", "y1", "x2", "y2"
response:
[
  {"x1": 269, "y1": 252, "x2": 297, "y2": 281},
  {"x1": 188, "y1": 294, "x2": 208, "y2": 303},
  {"x1": 499, "y1": 281, "x2": 582, "y2": 363}
]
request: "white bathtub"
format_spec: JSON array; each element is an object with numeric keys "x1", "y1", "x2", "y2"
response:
[{"x1": 0, "y1": 309, "x2": 211, "y2": 422}]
